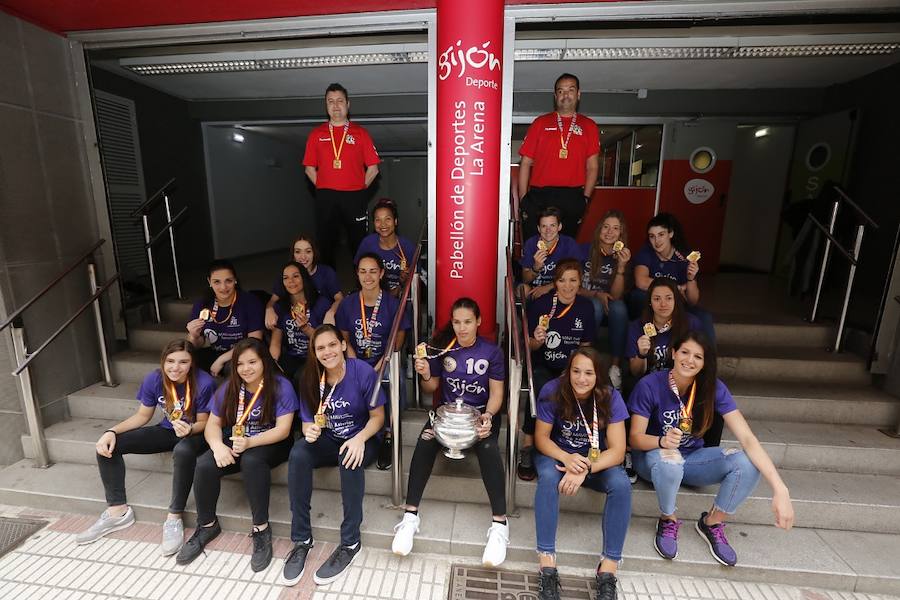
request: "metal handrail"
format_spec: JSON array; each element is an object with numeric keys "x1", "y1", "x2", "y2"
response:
[
  {"x1": 146, "y1": 207, "x2": 188, "y2": 248},
  {"x1": 131, "y1": 177, "x2": 176, "y2": 217},
  {"x1": 369, "y1": 222, "x2": 426, "y2": 507},
  {"x1": 834, "y1": 186, "x2": 879, "y2": 230},
  {"x1": 4, "y1": 239, "x2": 119, "y2": 469},
  {"x1": 503, "y1": 247, "x2": 525, "y2": 516},
  {"x1": 0, "y1": 239, "x2": 106, "y2": 332},
  {"x1": 519, "y1": 285, "x2": 537, "y2": 418},
  {"x1": 807, "y1": 216, "x2": 857, "y2": 265}
]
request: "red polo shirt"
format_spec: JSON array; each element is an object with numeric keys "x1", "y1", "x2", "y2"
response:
[
  {"x1": 519, "y1": 112, "x2": 600, "y2": 188},
  {"x1": 302, "y1": 122, "x2": 380, "y2": 191}
]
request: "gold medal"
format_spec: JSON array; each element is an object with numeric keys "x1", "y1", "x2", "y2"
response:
[
  {"x1": 400, "y1": 258, "x2": 408, "y2": 271},
  {"x1": 643, "y1": 322, "x2": 658, "y2": 338},
  {"x1": 588, "y1": 447, "x2": 600, "y2": 462},
  {"x1": 558, "y1": 148, "x2": 568, "y2": 159},
  {"x1": 314, "y1": 413, "x2": 327, "y2": 428},
  {"x1": 199, "y1": 308, "x2": 210, "y2": 321},
  {"x1": 232, "y1": 424, "x2": 245, "y2": 438},
  {"x1": 537, "y1": 240, "x2": 548, "y2": 252},
  {"x1": 538, "y1": 314, "x2": 550, "y2": 329},
  {"x1": 170, "y1": 409, "x2": 183, "y2": 421},
  {"x1": 364, "y1": 347, "x2": 372, "y2": 359},
  {"x1": 687, "y1": 250, "x2": 701, "y2": 262},
  {"x1": 333, "y1": 159, "x2": 342, "y2": 169},
  {"x1": 416, "y1": 342, "x2": 428, "y2": 359},
  {"x1": 613, "y1": 241, "x2": 624, "y2": 252},
  {"x1": 678, "y1": 418, "x2": 692, "y2": 434}
]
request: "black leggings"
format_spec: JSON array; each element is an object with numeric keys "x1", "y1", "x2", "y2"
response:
[
  {"x1": 193, "y1": 436, "x2": 293, "y2": 527},
  {"x1": 96, "y1": 425, "x2": 208, "y2": 513},
  {"x1": 405, "y1": 416, "x2": 506, "y2": 515}
]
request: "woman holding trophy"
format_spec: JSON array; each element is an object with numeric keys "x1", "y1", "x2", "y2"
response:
[
  {"x1": 391, "y1": 298, "x2": 509, "y2": 567},
  {"x1": 628, "y1": 331, "x2": 794, "y2": 566}
]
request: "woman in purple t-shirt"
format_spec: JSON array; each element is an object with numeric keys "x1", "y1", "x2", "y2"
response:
[
  {"x1": 353, "y1": 198, "x2": 417, "y2": 296},
  {"x1": 627, "y1": 277, "x2": 698, "y2": 379},
  {"x1": 265, "y1": 236, "x2": 343, "y2": 329},
  {"x1": 269, "y1": 261, "x2": 330, "y2": 382},
  {"x1": 76, "y1": 340, "x2": 215, "y2": 555},
  {"x1": 178, "y1": 338, "x2": 298, "y2": 571},
  {"x1": 533, "y1": 348, "x2": 632, "y2": 599},
  {"x1": 186, "y1": 260, "x2": 264, "y2": 376},
  {"x1": 392, "y1": 298, "x2": 510, "y2": 568},
  {"x1": 628, "y1": 331, "x2": 794, "y2": 567}
]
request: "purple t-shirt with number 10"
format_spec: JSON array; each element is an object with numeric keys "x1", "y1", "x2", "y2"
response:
[{"x1": 428, "y1": 337, "x2": 504, "y2": 410}]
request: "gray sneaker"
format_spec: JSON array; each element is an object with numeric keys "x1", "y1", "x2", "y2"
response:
[
  {"x1": 75, "y1": 507, "x2": 135, "y2": 545},
  {"x1": 161, "y1": 517, "x2": 184, "y2": 556}
]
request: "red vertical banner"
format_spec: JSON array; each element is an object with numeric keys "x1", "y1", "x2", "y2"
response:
[{"x1": 435, "y1": 0, "x2": 504, "y2": 336}]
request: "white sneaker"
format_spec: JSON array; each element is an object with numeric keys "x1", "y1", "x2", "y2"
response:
[
  {"x1": 608, "y1": 365, "x2": 622, "y2": 390},
  {"x1": 392, "y1": 512, "x2": 420, "y2": 556},
  {"x1": 482, "y1": 522, "x2": 509, "y2": 567},
  {"x1": 160, "y1": 517, "x2": 184, "y2": 556}
]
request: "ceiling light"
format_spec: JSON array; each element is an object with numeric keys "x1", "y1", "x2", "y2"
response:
[
  {"x1": 755, "y1": 127, "x2": 770, "y2": 138},
  {"x1": 735, "y1": 43, "x2": 900, "y2": 58},
  {"x1": 232, "y1": 132, "x2": 245, "y2": 143}
]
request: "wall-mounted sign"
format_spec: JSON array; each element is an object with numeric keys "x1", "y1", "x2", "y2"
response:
[{"x1": 684, "y1": 178, "x2": 714, "y2": 204}]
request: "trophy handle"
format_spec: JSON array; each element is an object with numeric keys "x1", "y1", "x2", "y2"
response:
[{"x1": 428, "y1": 410, "x2": 436, "y2": 427}]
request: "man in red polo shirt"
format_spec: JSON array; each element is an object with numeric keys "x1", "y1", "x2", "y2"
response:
[
  {"x1": 303, "y1": 83, "x2": 381, "y2": 267},
  {"x1": 518, "y1": 73, "x2": 600, "y2": 239}
]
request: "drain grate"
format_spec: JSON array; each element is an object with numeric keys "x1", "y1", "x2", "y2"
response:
[
  {"x1": 0, "y1": 517, "x2": 47, "y2": 559},
  {"x1": 449, "y1": 565, "x2": 597, "y2": 600}
]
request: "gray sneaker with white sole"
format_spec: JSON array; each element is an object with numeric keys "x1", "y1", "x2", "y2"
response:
[
  {"x1": 160, "y1": 517, "x2": 184, "y2": 556},
  {"x1": 75, "y1": 507, "x2": 135, "y2": 545}
]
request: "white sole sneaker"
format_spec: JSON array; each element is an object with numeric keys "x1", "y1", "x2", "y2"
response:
[{"x1": 313, "y1": 549, "x2": 361, "y2": 585}]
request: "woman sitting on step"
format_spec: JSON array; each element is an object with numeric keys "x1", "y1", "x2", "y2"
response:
[
  {"x1": 628, "y1": 330, "x2": 794, "y2": 566},
  {"x1": 176, "y1": 338, "x2": 298, "y2": 572},
  {"x1": 533, "y1": 347, "x2": 632, "y2": 600},
  {"x1": 265, "y1": 235, "x2": 343, "y2": 329},
  {"x1": 76, "y1": 340, "x2": 216, "y2": 557},
  {"x1": 281, "y1": 324, "x2": 386, "y2": 587},
  {"x1": 186, "y1": 259, "x2": 264, "y2": 377},
  {"x1": 391, "y1": 297, "x2": 510, "y2": 567}
]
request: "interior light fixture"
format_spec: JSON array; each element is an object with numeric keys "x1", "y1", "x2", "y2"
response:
[
  {"x1": 232, "y1": 132, "x2": 245, "y2": 143},
  {"x1": 755, "y1": 127, "x2": 770, "y2": 138}
]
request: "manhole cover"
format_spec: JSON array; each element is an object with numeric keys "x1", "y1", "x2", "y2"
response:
[
  {"x1": 449, "y1": 565, "x2": 598, "y2": 599},
  {"x1": 0, "y1": 517, "x2": 47, "y2": 559}
]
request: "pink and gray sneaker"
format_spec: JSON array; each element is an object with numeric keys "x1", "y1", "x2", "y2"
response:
[
  {"x1": 653, "y1": 518, "x2": 680, "y2": 560},
  {"x1": 695, "y1": 512, "x2": 737, "y2": 566}
]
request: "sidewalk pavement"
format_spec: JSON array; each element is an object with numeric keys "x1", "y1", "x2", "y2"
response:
[{"x1": 0, "y1": 505, "x2": 895, "y2": 600}]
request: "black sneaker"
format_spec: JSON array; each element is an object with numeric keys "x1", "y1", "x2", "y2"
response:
[
  {"x1": 281, "y1": 539, "x2": 314, "y2": 586},
  {"x1": 537, "y1": 566, "x2": 561, "y2": 600},
  {"x1": 623, "y1": 451, "x2": 637, "y2": 485},
  {"x1": 517, "y1": 446, "x2": 536, "y2": 481},
  {"x1": 376, "y1": 435, "x2": 392, "y2": 470},
  {"x1": 595, "y1": 572, "x2": 618, "y2": 600},
  {"x1": 250, "y1": 525, "x2": 273, "y2": 572},
  {"x1": 314, "y1": 543, "x2": 361, "y2": 585},
  {"x1": 175, "y1": 521, "x2": 221, "y2": 565}
]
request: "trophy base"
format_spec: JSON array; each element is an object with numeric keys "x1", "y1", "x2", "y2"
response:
[{"x1": 443, "y1": 448, "x2": 466, "y2": 460}]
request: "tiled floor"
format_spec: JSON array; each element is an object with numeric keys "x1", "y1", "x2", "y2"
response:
[{"x1": 0, "y1": 506, "x2": 896, "y2": 600}]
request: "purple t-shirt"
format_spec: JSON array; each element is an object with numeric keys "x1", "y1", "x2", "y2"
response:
[
  {"x1": 428, "y1": 337, "x2": 504, "y2": 410},
  {"x1": 581, "y1": 248, "x2": 618, "y2": 294},
  {"x1": 354, "y1": 233, "x2": 417, "y2": 291},
  {"x1": 537, "y1": 378, "x2": 629, "y2": 455},
  {"x1": 520, "y1": 234, "x2": 584, "y2": 287},
  {"x1": 275, "y1": 296, "x2": 331, "y2": 358},
  {"x1": 335, "y1": 291, "x2": 411, "y2": 367},
  {"x1": 626, "y1": 314, "x2": 702, "y2": 372},
  {"x1": 527, "y1": 294, "x2": 595, "y2": 371},
  {"x1": 272, "y1": 264, "x2": 341, "y2": 302},
  {"x1": 137, "y1": 369, "x2": 216, "y2": 430},
  {"x1": 211, "y1": 375, "x2": 299, "y2": 437},
  {"x1": 628, "y1": 370, "x2": 737, "y2": 452},
  {"x1": 634, "y1": 243, "x2": 689, "y2": 285},
  {"x1": 298, "y1": 358, "x2": 386, "y2": 441},
  {"x1": 191, "y1": 292, "x2": 264, "y2": 354}
]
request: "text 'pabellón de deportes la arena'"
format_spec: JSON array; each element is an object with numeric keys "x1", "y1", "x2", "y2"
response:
[{"x1": 1, "y1": 1, "x2": 900, "y2": 599}]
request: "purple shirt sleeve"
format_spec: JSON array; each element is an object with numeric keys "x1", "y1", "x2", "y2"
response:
[
  {"x1": 536, "y1": 378, "x2": 561, "y2": 424},
  {"x1": 627, "y1": 375, "x2": 657, "y2": 420},
  {"x1": 137, "y1": 371, "x2": 161, "y2": 408},
  {"x1": 488, "y1": 342, "x2": 505, "y2": 381},
  {"x1": 608, "y1": 388, "x2": 629, "y2": 424},
  {"x1": 715, "y1": 380, "x2": 738, "y2": 416}
]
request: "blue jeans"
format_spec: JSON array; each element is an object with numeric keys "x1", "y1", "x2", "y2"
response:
[
  {"x1": 589, "y1": 297, "x2": 628, "y2": 359},
  {"x1": 533, "y1": 452, "x2": 632, "y2": 560},
  {"x1": 288, "y1": 434, "x2": 378, "y2": 545},
  {"x1": 627, "y1": 289, "x2": 717, "y2": 345},
  {"x1": 632, "y1": 447, "x2": 760, "y2": 516}
]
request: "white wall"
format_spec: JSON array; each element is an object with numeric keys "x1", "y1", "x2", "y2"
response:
[
  {"x1": 720, "y1": 125, "x2": 796, "y2": 272},
  {"x1": 204, "y1": 125, "x2": 312, "y2": 258}
]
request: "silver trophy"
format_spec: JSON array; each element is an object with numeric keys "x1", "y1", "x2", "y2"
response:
[{"x1": 429, "y1": 398, "x2": 481, "y2": 460}]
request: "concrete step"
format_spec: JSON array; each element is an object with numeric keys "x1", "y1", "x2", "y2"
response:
[
  {"x1": 0, "y1": 459, "x2": 897, "y2": 594},
  {"x1": 23, "y1": 417, "x2": 900, "y2": 534},
  {"x1": 160, "y1": 299, "x2": 194, "y2": 324},
  {"x1": 714, "y1": 319, "x2": 832, "y2": 349},
  {"x1": 111, "y1": 350, "x2": 164, "y2": 384},
  {"x1": 727, "y1": 380, "x2": 900, "y2": 427},
  {"x1": 717, "y1": 345, "x2": 871, "y2": 385},
  {"x1": 128, "y1": 322, "x2": 187, "y2": 353}
]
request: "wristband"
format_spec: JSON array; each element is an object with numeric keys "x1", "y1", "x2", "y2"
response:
[
  {"x1": 104, "y1": 429, "x2": 117, "y2": 436},
  {"x1": 421, "y1": 375, "x2": 432, "y2": 382},
  {"x1": 637, "y1": 352, "x2": 648, "y2": 359},
  {"x1": 658, "y1": 435, "x2": 664, "y2": 448},
  {"x1": 687, "y1": 277, "x2": 696, "y2": 282}
]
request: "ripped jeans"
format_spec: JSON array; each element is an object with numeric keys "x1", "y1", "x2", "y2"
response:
[{"x1": 631, "y1": 447, "x2": 760, "y2": 516}]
